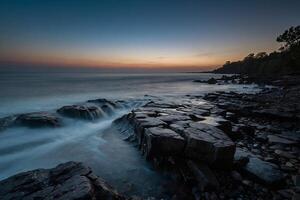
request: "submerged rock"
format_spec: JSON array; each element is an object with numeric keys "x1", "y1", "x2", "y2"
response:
[
  {"x1": 0, "y1": 161, "x2": 125, "y2": 200},
  {"x1": 15, "y1": 112, "x2": 62, "y2": 128},
  {"x1": 57, "y1": 105, "x2": 103, "y2": 120},
  {"x1": 193, "y1": 78, "x2": 217, "y2": 84},
  {"x1": 0, "y1": 116, "x2": 16, "y2": 131}
]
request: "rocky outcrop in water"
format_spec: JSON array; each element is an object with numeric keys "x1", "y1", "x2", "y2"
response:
[
  {"x1": 0, "y1": 112, "x2": 62, "y2": 130},
  {"x1": 0, "y1": 161, "x2": 125, "y2": 200},
  {"x1": 57, "y1": 105, "x2": 104, "y2": 120},
  {"x1": 56, "y1": 99, "x2": 126, "y2": 120},
  {"x1": 0, "y1": 99, "x2": 127, "y2": 131},
  {"x1": 15, "y1": 112, "x2": 62, "y2": 128}
]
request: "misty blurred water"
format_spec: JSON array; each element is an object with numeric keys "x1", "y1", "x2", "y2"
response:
[{"x1": 0, "y1": 71, "x2": 260, "y2": 198}]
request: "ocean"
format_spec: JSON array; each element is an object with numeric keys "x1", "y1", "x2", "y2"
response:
[{"x1": 0, "y1": 71, "x2": 258, "y2": 198}]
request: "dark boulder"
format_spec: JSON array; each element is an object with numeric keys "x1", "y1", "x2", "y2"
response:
[
  {"x1": 57, "y1": 105, "x2": 103, "y2": 120},
  {"x1": 207, "y1": 78, "x2": 217, "y2": 84},
  {"x1": 235, "y1": 148, "x2": 285, "y2": 188},
  {"x1": 0, "y1": 161, "x2": 125, "y2": 200},
  {"x1": 15, "y1": 112, "x2": 62, "y2": 128}
]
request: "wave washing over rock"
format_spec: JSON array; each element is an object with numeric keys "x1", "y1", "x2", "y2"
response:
[{"x1": 0, "y1": 74, "x2": 299, "y2": 199}]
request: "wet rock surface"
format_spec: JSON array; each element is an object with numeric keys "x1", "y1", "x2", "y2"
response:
[
  {"x1": 0, "y1": 161, "x2": 125, "y2": 200},
  {"x1": 15, "y1": 112, "x2": 62, "y2": 128},
  {"x1": 0, "y1": 112, "x2": 62, "y2": 129},
  {"x1": 0, "y1": 98, "x2": 126, "y2": 131},
  {"x1": 113, "y1": 80, "x2": 300, "y2": 199},
  {"x1": 57, "y1": 105, "x2": 104, "y2": 120},
  {"x1": 117, "y1": 100, "x2": 236, "y2": 169},
  {"x1": 235, "y1": 148, "x2": 285, "y2": 187},
  {"x1": 1, "y1": 77, "x2": 300, "y2": 199}
]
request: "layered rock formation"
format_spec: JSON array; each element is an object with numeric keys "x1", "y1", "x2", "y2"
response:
[
  {"x1": 115, "y1": 99, "x2": 236, "y2": 168},
  {"x1": 0, "y1": 162, "x2": 125, "y2": 200}
]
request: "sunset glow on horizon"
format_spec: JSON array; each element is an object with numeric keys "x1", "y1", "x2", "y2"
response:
[{"x1": 1, "y1": 0, "x2": 299, "y2": 71}]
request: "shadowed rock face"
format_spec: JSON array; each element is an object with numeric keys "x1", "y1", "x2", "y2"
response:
[
  {"x1": 184, "y1": 122, "x2": 235, "y2": 167},
  {"x1": 0, "y1": 161, "x2": 125, "y2": 200},
  {"x1": 143, "y1": 127, "x2": 185, "y2": 159},
  {"x1": 57, "y1": 105, "x2": 103, "y2": 120}
]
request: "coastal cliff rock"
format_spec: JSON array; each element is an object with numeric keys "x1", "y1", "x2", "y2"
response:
[{"x1": 0, "y1": 161, "x2": 125, "y2": 200}]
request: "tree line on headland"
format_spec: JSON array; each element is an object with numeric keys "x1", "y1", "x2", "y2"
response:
[{"x1": 214, "y1": 26, "x2": 300, "y2": 77}]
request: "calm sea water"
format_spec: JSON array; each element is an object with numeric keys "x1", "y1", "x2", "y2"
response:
[{"x1": 0, "y1": 71, "x2": 259, "y2": 198}]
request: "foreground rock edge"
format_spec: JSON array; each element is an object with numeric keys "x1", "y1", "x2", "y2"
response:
[{"x1": 0, "y1": 161, "x2": 126, "y2": 200}]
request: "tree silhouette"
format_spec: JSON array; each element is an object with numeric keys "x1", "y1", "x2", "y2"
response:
[
  {"x1": 276, "y1": 26, "x2": 300, "y2": 50},
  {"x1": 214, "y1": 25, "x2": 300, "y2": 76}
]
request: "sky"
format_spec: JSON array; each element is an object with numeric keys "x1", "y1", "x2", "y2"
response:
[{"x1": 0, "y1": 0, "x2": 299, "y2": 71}]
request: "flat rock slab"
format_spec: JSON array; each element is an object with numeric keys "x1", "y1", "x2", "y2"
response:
[
  {"x1": 268, "y1": 135, "x2": 298, "y2": 145},
  {"x1": 131, "y1": 116, "x2": 167, "y2": 146},
  {"x1": 0, "y1": 161, "x2": 125, "y2": 200},
  {"x1": 143, "y1": 127, "x2": 185, "y2": 158},
  {"x1": 57, "y1": 105, "x2": 104, "y2": 120},
  {"x1": 157, "y1": 114, "x2": 191, "y2": 124},
  {"x1": 182, "y1": 122, "x2": 235, "y2": 167},
  {"x1": 235, "y1": 148, "x2": 284, "y2": 187}
]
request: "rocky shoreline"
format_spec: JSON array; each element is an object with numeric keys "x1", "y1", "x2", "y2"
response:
[{"x1": 0, "y1": 75, "x2": 299, "y2": 200}]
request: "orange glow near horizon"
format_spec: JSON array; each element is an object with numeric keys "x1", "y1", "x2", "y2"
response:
[{"x1": 0, "y1": 48, "x2": 248, "y2": 71}]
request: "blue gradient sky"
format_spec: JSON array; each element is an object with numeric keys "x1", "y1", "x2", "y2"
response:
[{"x1": 0, "y1": 0, "x2": 299, "y2": 71}]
